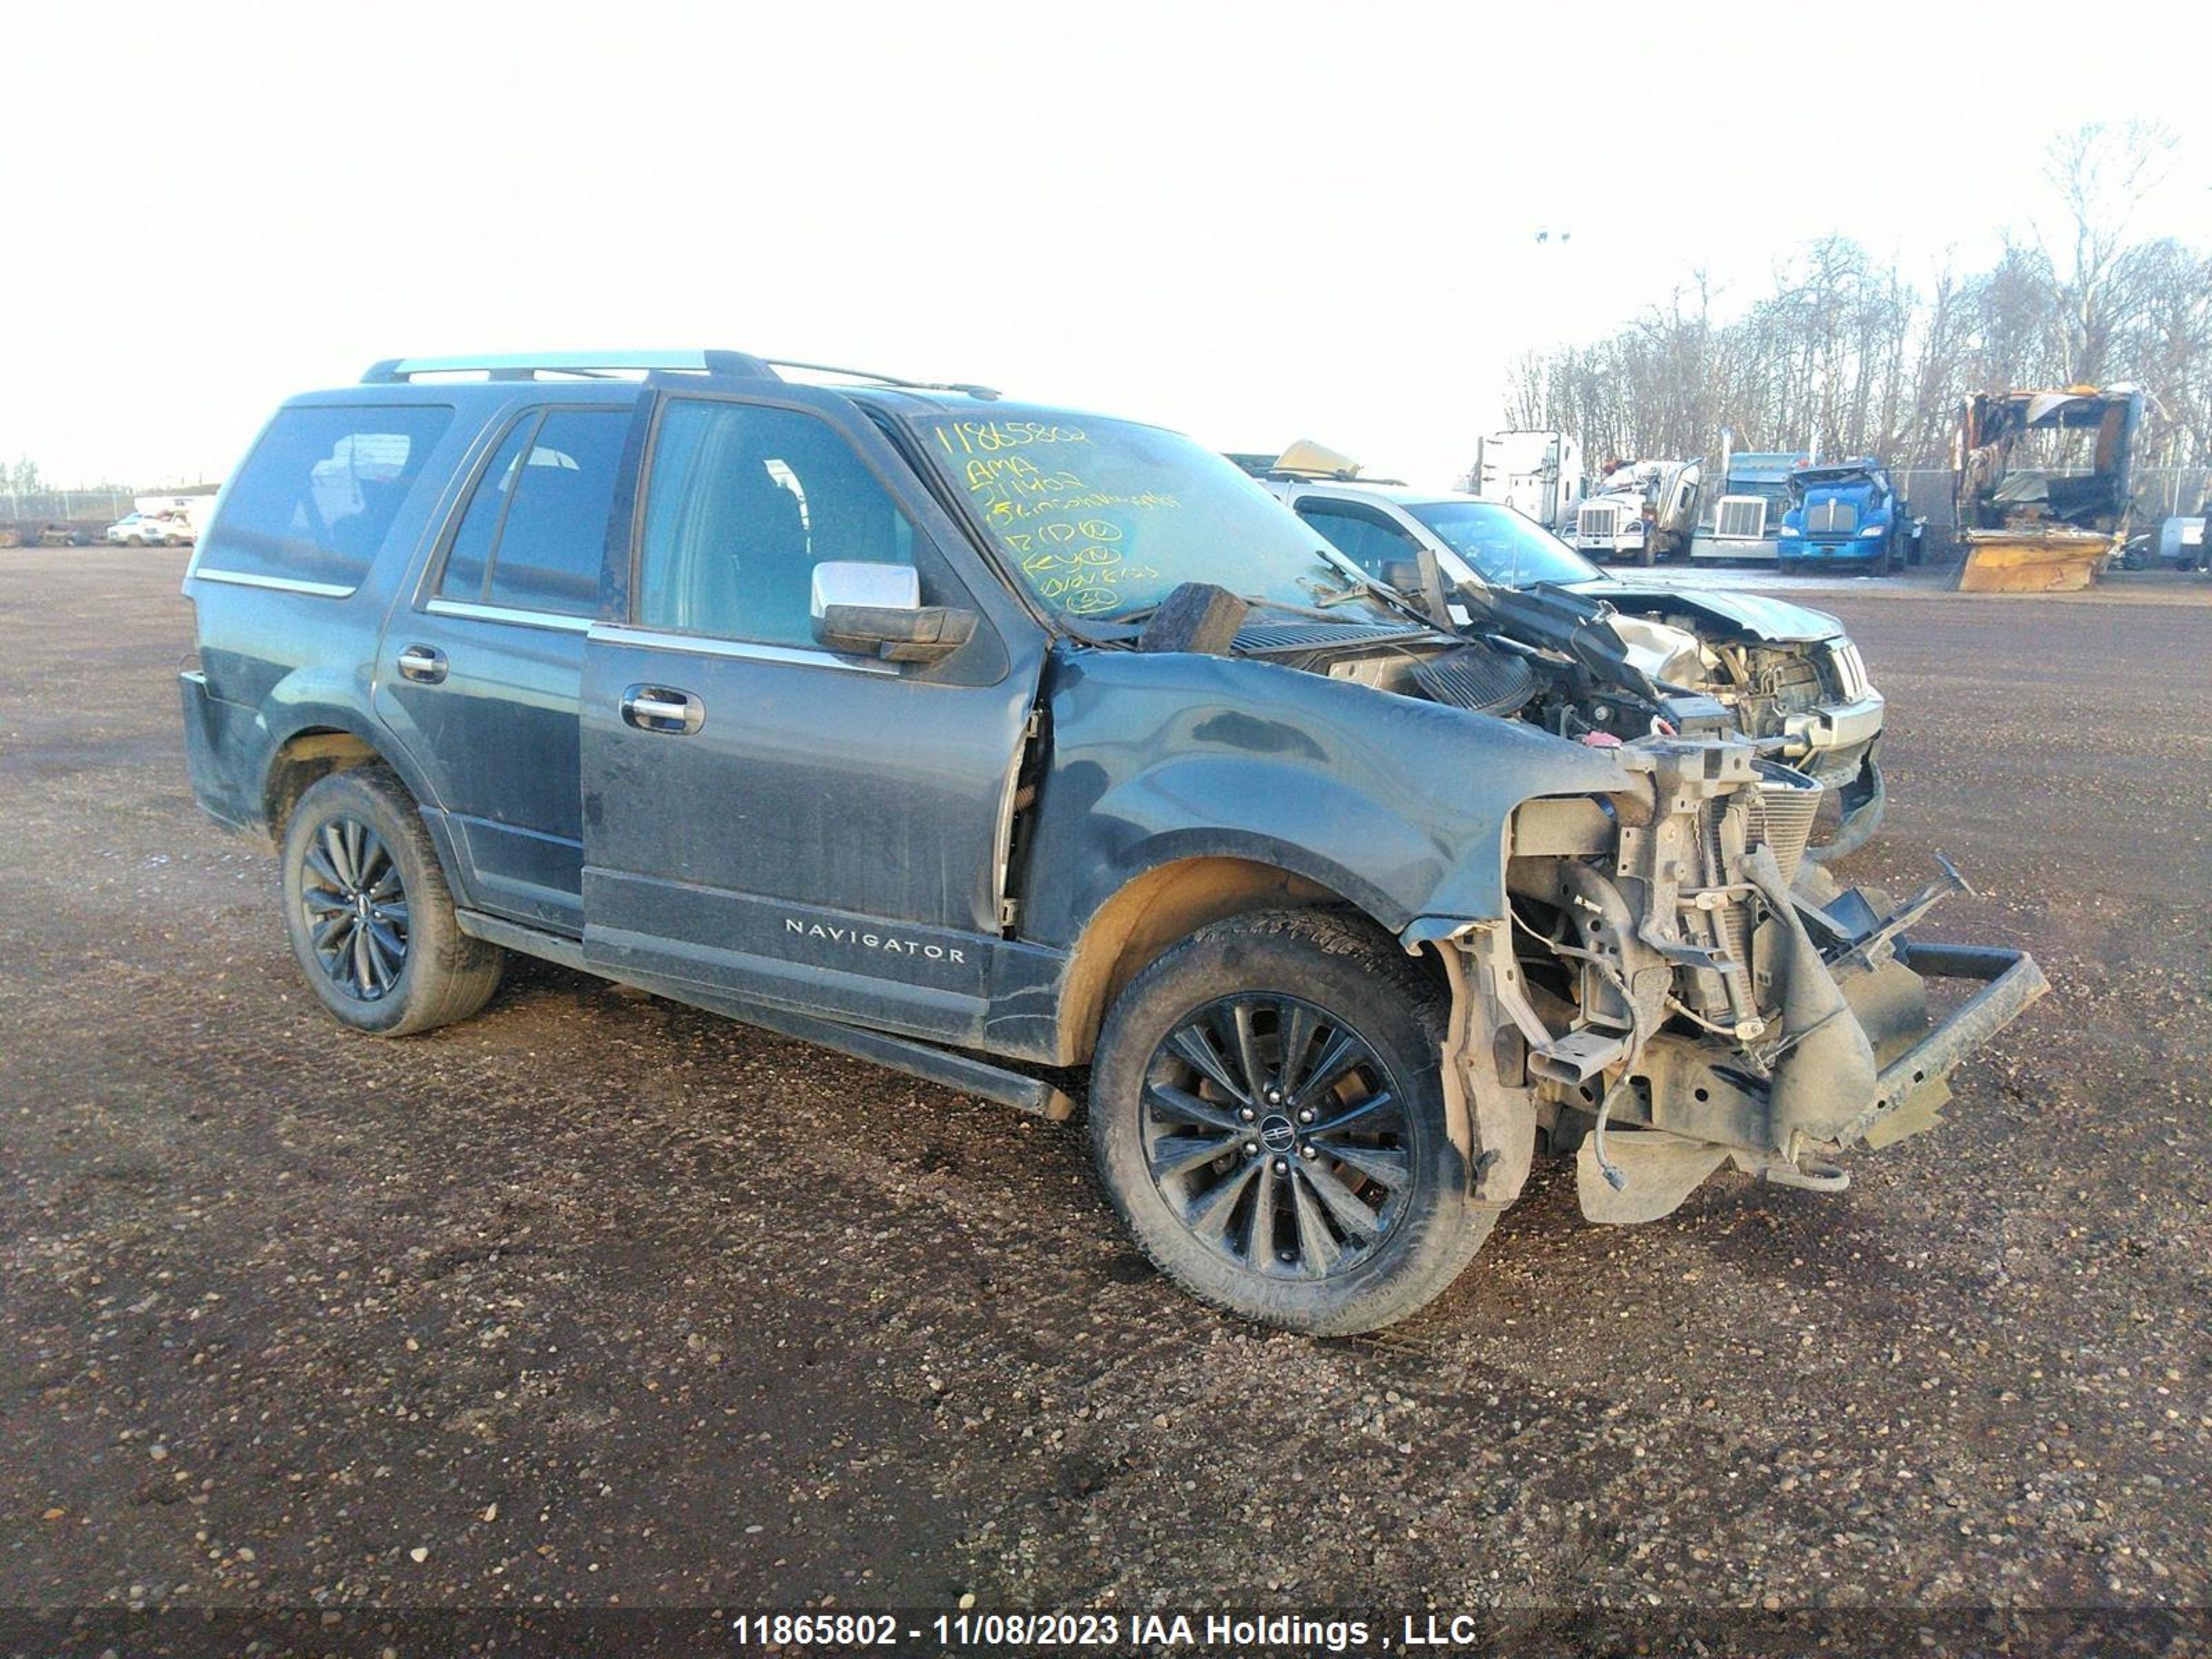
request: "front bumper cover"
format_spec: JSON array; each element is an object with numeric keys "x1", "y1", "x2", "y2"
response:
[{"x1": 1781, "y1": 536, "x2": 1887, "y2": 565}]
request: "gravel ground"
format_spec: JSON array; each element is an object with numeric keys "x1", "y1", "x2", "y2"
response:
[{"x1": 1, "y1": 550, "x2": 2206, "y2": 1640}]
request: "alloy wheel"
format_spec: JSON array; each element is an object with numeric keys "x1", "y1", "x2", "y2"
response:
[
  {"x1": 298, "y1": 816, "x2": 409, "y2": 1001},
  {"x1": 1139, "y1": 993, "x2": 1413, "y2": 1280}
]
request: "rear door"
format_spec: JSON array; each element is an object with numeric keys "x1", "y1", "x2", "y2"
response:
[
  {"x1": 580, "y1": 386, "x2": 1042, "y2": 1044},
  {"x1": 375, "y1": 402, "x2": 632, "y2": 933}
]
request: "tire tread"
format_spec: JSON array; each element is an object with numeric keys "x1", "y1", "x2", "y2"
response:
[
  {"x1": 1091, "y1": 908, "x2": 1495, "y2": 1335},
  {"x1": 281, "y1": 765, "x2": 503, "y2": 1037}
]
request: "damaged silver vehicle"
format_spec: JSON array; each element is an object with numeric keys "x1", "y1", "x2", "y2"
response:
[{"x1": 1251, "y1": 448, "x2": 1888, "y2": 858}]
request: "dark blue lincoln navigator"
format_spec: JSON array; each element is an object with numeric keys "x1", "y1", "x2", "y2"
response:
[{"x1": 180, "y1": 351, "x2": 2043, "y2": 1333}]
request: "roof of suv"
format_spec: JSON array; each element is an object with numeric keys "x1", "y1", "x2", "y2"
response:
[{"x1": 334, "y1": 350, "x2": 1131, "y2": 430}]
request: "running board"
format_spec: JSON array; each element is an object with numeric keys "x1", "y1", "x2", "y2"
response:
[{"x1": 456, "y1": 909, "x2": 1078, "y2": 1121}]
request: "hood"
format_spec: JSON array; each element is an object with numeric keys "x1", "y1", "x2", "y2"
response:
[
  {"x1": 1795, "y1": 476, "x2": 1882, "y2": 503},
  {"x1": 1792, "y1": 465, "x2": 1880, "y2": 491},
  {"x1": 1569, "y1": 581, "x2": 1844, "y2": 644}
]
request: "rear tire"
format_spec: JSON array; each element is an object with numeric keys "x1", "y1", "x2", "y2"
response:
[
  {"x1": 279, "y1": 766, "x2": 503, "y2": 1036},
  {"x1": 1089, "y1": 910, "x2": 1493, "y2": 1334}
]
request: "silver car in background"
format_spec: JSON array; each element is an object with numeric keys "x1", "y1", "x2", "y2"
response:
[{"x1": 1256, "y1": 471, "x2": 1888, "y2": 858}]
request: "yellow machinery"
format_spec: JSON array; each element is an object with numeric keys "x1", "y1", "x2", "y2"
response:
[{"x1": 1952, "y1": 386, "x2": 2143, "y2": 594}]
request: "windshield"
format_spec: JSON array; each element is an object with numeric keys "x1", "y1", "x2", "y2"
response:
[
  {"x1": 1405, "y1": 498, "x2": 1600, "y2": 588},
  {"x1": 906, "y1": 408, "x2": 1400, "y2": 626}
]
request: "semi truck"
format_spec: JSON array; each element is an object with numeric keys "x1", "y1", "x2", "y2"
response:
[
  {"x1": 1776, "y1": 458, "x2": 1920, "y2": 576},
  {"x1": 1689, "y1": 446, "x2": 1810, "y2": 563},
  {"x1": 1571, "y1": 458, "x2": 1701, "y2": 565}
]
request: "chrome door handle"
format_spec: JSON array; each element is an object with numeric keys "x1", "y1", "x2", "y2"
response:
[
  {"x1": 620, "y1": 684, "x2": 704, "y2": 734},
  {"x1": 396, "y1": 644, "x2": 447, "y2": 684}
]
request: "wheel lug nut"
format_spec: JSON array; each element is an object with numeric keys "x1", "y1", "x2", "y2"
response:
[
  {"x1": 1273, "y1": 1158, "x2": 1288, "y2": 1174},
  {"x1": 1242, "y1": 1141, "x2": 1257, "y2": 1156},
  {"x1": 1238, "y1": 1107, "x2": 1256, "y2": 1122},
  {"x1": 1266, "y1": 1089, "x2": 1282, "y2": 1104},
  {"x1": 1296, "y1": 1109, "x2": 1315, "y2": 1124},
  {"x1": 1300, "y1": 1145, "x2": 1318, "y2": 1160}
]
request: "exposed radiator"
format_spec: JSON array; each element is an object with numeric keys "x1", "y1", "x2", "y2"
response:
[
  {"x1": 1747, "y1": 764, "x2": 1824, "y2": 888},
  {"x1": 1707, "y1": 766, "x2": 1825, "y2": 987}
]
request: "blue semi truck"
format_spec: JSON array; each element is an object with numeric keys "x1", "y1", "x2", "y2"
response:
[{"x1": 1777, "y1": 458, "x2": 1922, "y2": 576}]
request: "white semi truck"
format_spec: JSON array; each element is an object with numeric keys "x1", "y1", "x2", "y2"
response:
[{"x1": 1572, "y1": 458, "x2": 1702, "y2": 565}]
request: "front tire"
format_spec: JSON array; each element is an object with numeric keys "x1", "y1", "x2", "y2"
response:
[
  {"x1": 1089, "y1": 910, "x2": 1494, "y2": 1334},
  {"x1": 279, "y1": 766, "x2": 503, "y2": 1035}
]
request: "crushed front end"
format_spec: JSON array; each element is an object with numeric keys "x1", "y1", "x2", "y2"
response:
[{"x1": 1420, "y1": 730, "x2": 2046, "y2": 1224}]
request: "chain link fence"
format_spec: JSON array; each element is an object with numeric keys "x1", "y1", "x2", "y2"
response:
[{"x1": 3, "y1": 487, "x2": 138, "y2": 528}]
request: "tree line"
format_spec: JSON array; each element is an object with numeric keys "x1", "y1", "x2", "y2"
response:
[{"x1": 1503, "y1": 123, "x2": 2211, "y2": 486}]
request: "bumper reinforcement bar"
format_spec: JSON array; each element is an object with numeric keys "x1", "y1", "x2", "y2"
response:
[{"x1": 1839, "y1": 943, "x2": 2049, "y2": 1145}]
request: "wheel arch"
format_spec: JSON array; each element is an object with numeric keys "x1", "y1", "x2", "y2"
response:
[
  {"x1": 259, "y1": 715, "x2": 445, "y2": 869},
  {"x1": 1053, "y1": 852, "x2": 1434, "y2": 1066}
]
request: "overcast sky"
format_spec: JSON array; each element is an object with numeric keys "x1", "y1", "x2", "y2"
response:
[{"x1": 3, "y1": 0, "x2": 2205, "y2": 492}]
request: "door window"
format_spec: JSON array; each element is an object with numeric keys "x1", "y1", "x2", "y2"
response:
[
  {"x1": 637, "y1": 400, "x2": 916, "y2": 646},
  {"x1": 1294, "y1": 499, "x2": 1423, "y2": 579},
  {"x1": 439, "y1": 421, "x2": 532, "y2": 601},
  {"x1": 436, "y1": 408, "x2": 627, "y2": 617}
]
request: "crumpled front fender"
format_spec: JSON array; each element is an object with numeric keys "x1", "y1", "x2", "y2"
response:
[{"x1": 1021, "y1": 650, "x2": 1629, "y2": 946}]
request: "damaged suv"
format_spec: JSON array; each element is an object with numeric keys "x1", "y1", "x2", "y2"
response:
[
  {"x1": 1250, "y1": 456, "x2": 1888, "y2": 858},
  {"x1": 180, "y1": 351, "x2": 2045, "y2": 1333}
]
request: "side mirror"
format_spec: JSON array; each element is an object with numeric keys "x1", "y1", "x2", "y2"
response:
[{"x1": 809, "y1": 561, "x2": 977, "y2": 664}]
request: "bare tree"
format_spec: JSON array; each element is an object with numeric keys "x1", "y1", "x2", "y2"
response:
[
  {"x1": 2034, "y1": 120, "x2": 2180, "y2": 384},
  {"x1": 1500, "y1": 120, "x2": 2209, "y2": 499}
]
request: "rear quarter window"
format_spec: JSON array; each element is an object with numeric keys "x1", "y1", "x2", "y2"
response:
[{"x1": 198, "y1": 404, "x2": 455, "y2": 591}]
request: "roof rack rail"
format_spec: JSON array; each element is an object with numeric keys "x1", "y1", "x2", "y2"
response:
[
  {"x1": 359, "y1": 350, "x2": 780, "y2": 384},
  {"x1": 763, "y1": 359, "x2": 1000, "y2": 400}
]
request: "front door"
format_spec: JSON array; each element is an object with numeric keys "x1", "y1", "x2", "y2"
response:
[{"x1": 580, "y1": 387, "x2": 1042, "y2": 1044}]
